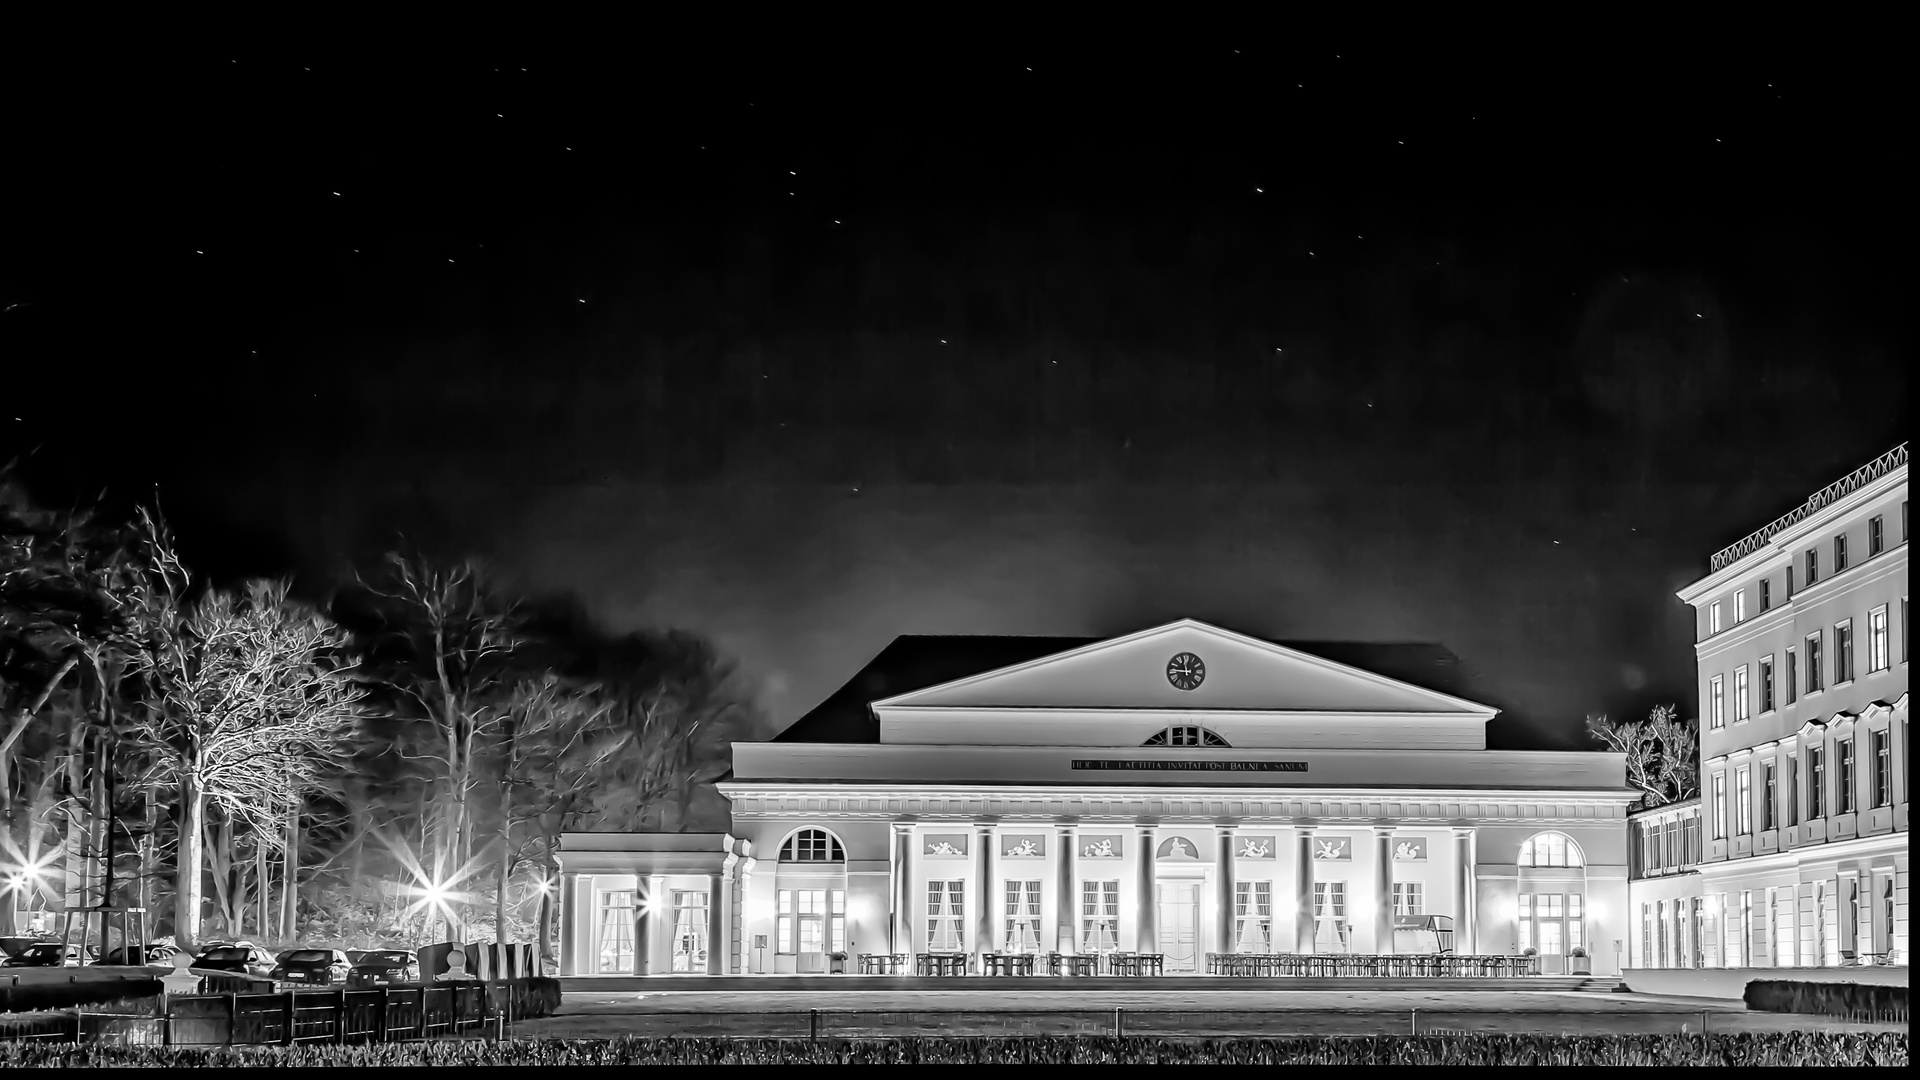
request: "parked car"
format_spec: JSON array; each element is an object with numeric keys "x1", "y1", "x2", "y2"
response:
[
  {"x1": 348, "y1": 949, "x2": 421, "y2": 988},
  {"x1": 99, "y1": 943, "x2": 180, "y2": 967},
  {"x1": 271, "y1": 948, "x2": 353, "y2": 985},
  {"x1": 345, "y1": 949, "x2": 370, "y2": 966},
  {"x1": 193, "y1": 943, "x2": 277, "y2": 978},
  {"x1": 0, "y1": 936, "x2": 56, "y2": 959},
  {"x1": 2, "y1": 942, "x2": 96, "y2": 967}
]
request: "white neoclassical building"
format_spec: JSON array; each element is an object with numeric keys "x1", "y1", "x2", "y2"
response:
[{"x1": 555, "y1": 619, "x2": 1638, "y2": 977}]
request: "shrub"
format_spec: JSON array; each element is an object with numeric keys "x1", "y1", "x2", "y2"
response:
[
  {"x1": 1744, "y1": 981, "x2": 1908, "y2": 1023},
  {"x1": 0, "y1": 1032, "x2": 1906, "y2": 1067},
  {"x1": 0, "y1": 976, "x2": 163, "y2": 1015},
  {"x1": 1569, "y1": 947, "x2": 1588, "y2": 959}
]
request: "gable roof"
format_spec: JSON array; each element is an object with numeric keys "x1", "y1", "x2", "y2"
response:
[{"x1": 773, "y1": 632, "x2": 1498, "y2": 744}]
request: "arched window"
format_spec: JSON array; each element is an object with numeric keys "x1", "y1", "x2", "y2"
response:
[
  {"x1": 1518, "y1": 831, "x2": 1583, "y2": 868},
  {"x1": 779, "y1": 829, "x2": 845, "y2": 862},
  {"x1": 1142, "y1": 726, "x2": 1231, "y2": 748}
]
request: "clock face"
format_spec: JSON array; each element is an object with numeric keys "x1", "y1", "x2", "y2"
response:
[{"x1": 1166, "y1": 652, "x2": 1206, "y2": 691}]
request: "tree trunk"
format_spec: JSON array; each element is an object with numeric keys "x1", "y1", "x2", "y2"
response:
[
  {"x1": 0, "y1": 654, "x2": 80, "y2": 935},
  {"x1": 254, "y1": 835, "x2": 270, "y2": 941},
  {"x1": 175, "y1": 776, "x2": 205, "y2": 951},
  {"x1": 496, "y1": 786, "x2": 512, "y2": 942},
  {"x1": 88, "y1": 728, "x2": 111, "y2": 956},
  {"x1": 280, "y1": 797, "x2": 300, "y2": 941}
]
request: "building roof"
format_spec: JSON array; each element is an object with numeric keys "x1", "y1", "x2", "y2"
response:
[{"x1": 772, "y1": 633, "x2": 1500, "y2": 744}]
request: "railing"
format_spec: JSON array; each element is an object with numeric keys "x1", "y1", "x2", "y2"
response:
[
  {"x1": 1204, "y1": 954, "x2": 1543, "y2": 977},
  {"x1": 1709, "y1": 443, "x2": 1909, "y2": 572}
]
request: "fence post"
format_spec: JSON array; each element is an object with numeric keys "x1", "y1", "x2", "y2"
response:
[
  {"x1": 227, "y1": 993, "x2": 238, "y2": 1046},
  {"x1": 452, "y1": 984, "x2": 463, "y2": 1033},
  {"x1": 376, "y1": 988, "x2": 389, "y2": 1043},
  {"x1": 1699, "y1": 1010, "x2": 1709, "y2": 1035},
  {"x1": 417, "y1": 987, "x2": 427, "y2": 1040},
  {"x1": 1410, "y1": 1008, "x2": 1418, "y2": 1036},
  {"x1": 72, "y1": 1010, "x2": 83, "y2": 1042},
  {"x1": 808, "y1": 1008, "x2": 819, "y2": 1041},
  {"x1": 283, "y1": 990, "x2": 297, "y2": 1045},
  {"x1": 1114, "y1": 1007, "x2": 1124, "y2": 1038},
  {"x1": 336, "y1": 989, "x2": 347, "y2": 1044}
]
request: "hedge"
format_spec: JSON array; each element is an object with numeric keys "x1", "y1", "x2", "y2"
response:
[
  {"x1": 0, "y1": 976, "x2": 162, "y2": 1015},
  {"x1": 0, "y1": 1033, "x2": 1907, "y2": 1067},
  {"x1": 1744, "y1": 981, "x2": 1908, "y2": 1023}
]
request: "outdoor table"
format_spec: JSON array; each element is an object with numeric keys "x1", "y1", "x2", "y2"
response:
[
  {"x1": 983, "y1": 953, "x2": 1035, "y2": 976},
  {"x1": 858, "y1": 953, "x2": 906, "y2": 974},
  {"x1": 1057, "y1": 954, "x2": 1098, "y2": 976},
  {"x1": 916, "y1": 953, "x2": 969, "y2": 976},
  {"x1": 1111, "y1": 953, "x2": 1163, "y2": 977}
]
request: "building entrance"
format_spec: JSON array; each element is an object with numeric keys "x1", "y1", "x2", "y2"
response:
[{"x1": 1157, "y1": 882, "x2": 1199, "y2": 972}]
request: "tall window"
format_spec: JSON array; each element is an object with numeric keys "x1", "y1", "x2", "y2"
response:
[
  {"x1": 1759, "y1": 655, "x2": 1775, "y2": 712},
  {"x1": 1521, "y1": 893, "x2": 1580, "y2": 955},
  {"x1": 670, "y1": 890, "x2": 709, "y2": 972},
  {"x1": 1003, "y1": 880, "x2": 1042, "y2": 953},
  {"x1": 1872, "y1": 730, "x2": 1890, "y2": 808},
  {"x1": 1869, "y1": 514, "x2": 1884, "y2": 556},
  {"x1": 1835, "y1": 621, "x2": 1853, "y2": 683},
  {"x1": 1081, "y1": 880, "x2": 1119, "y2": 953},
  {"x1": 926, "y1": 881, "x2": 966, "y2": 952},
  {"x1": 1786, "y1": 647, "x2": 1799, "y2": 704},
  {"x1": 1785, "y1": 753, "x2": 1799, "y2": 826},
  {"x1": 1312, "y1": 882, "x2": 1350, "y2": 952},
  {"x1": 1640, "y1": 903, "x2": 1652, "y2": 968},
  {"x1": 1736, "y1": 767, "x2": 1752, "y2": 834},
  {"x1": 1656, "y1": 900, "x2": 1669, "y2": 967},
  {"x1": 1392, "y1": 881, "x2": 1424, "y2": 920},
  {"x1": 1834, "y1": 533, "x2": 1849, "y2": 572},
  {"x1": 1868, "y1": 606, "x2": 1889, "y2": 673},
  {"x1": 780, "y1": 829, "x2": 845, "y2": 862},
  {"x1": 1806, "y1": 632, "x2": 1824, "y2": 692},
  {"x1": 1712, "y1": 773, "x2": 1727, "y2": 839},
  {"x1": 1760, "y1": 578, "x2": 1772, "y2": 612},
  {"x1": 1836, "y1": 739, "x2": 1855, "y2": 814},
  {"x1": 1709, "y1": 675, "x2": 1725, "y2": 729},
  {"x1": 1762, "y1": 760, "x2": 1777, "y2": 831},
  {"x1": 1664, "y1": 817, "x2": 1678, "y2": 868},
  {"x1": 1735, "y1": 590, "x2": 1747, "y2": 623},
  {"x1": 1518, "y1": 832, "x2": 1583, "y2": 867},
  {"x1": 1691, "y1": 898, "x2": 1706, "y2": 969},
  {"x1": 1808, "y1": 745, "x2": 1825, "y2": 818},
  {"x1": 778, "y1": 889, "x2": 845, "y2": 955},
  {"x1": 1806, "y1": 548, "x2": 1819, "y2": 585},
  {"x1": 1143, "y1": 725, "x2": 1231, "y2": 747},
  {"x1": 596, "y1": 890, "x2": 636, "y2": 973},
  {"x1": 1234, "y1": 880, "x2": 1273, "y2": 953},
  {"x1": 1740, "y1": 892, "x2": 1754, "y2": 967},
  {"x1": 1710, "y1": 603, "x2": 1723, "y2": 635},
  {"x1": 1734, "y1": 666, "x2": 1750, "y2": 723},
  {"x1": 1772, "y1": 888, "x2": 1794, "y2": 969}
]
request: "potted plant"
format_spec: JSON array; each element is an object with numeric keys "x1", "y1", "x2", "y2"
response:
[
  {"x1": 1521, "y1": 946, "x2": 1539, "y2": 974},
  {"x1": 828, "y1": 951, "x2": 848, "y2": 974},
  {"x1": 1568, "y1": 946, "x2": 1591, "y2": 975}
]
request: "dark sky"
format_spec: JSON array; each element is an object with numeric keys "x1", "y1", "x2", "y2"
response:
[{"x1": 1, "y1": 40, "x2": 1906, "y2": 749}]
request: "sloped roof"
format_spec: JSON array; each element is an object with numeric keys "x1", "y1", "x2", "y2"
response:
[{"x1": 773, "y1": 633, "x2": 1502, "y2": 744}]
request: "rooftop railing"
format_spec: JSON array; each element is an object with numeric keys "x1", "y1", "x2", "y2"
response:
[{"x1": 1709, "y1": 443, "x2": 1908, "y2": 573}]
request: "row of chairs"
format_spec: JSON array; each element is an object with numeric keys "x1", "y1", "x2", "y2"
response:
[{"x1": 1205, "y1": 953, "x2": 1543, "y2": 977}]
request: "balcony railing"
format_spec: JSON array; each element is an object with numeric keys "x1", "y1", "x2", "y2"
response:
[{"x1": 1709, "y1": 444, "x2": 1908, "y2": 573}]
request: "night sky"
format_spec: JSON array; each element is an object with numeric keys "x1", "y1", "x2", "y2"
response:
[{"x1": 1, "y1": 41, "x2": 1906, "y2": 749}]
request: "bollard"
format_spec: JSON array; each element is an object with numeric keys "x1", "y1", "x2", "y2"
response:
[
  {"x1": 1114, "y1": 1007, "x2": 1125, "y2": 1038},
  {"x1": 227, "y1": 992, "x2": 239, "y2": 1046},
  {"x1": 809, "y1": 1008, "x2": 820, "y2": 1041},
  {"x1": 1699, "y1": 1010, "x2": 1709, "y2": 1035},
  {"x1": 284, "y1": 990, "x2": 297, "y2": 1046},
  {"x1": 1410, "y1": 1008, "x2": 1418, "y2": 1036}
]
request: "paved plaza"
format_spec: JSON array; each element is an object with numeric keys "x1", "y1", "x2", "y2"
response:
[{"x1": 519, "y1": 983, "x2": 1905, "y2": 1039}]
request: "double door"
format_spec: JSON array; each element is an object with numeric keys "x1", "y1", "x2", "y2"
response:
[{"x1": 1157, "y1": 882, "x2": 1199, "y2": 972}]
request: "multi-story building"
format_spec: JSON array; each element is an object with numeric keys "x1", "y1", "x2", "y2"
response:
[
  {"x1": 1625, "y1": 798, "x2": 1704, "y2": 968},
  {"x1": 1664, "y1": 443, "x2": 1908, "y2": 969}
]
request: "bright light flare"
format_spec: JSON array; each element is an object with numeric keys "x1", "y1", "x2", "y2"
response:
[{"x1": 374, "y1": 832, "x2": 487, "y2": 930}]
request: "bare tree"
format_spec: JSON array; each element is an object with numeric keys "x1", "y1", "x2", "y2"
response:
[
  {"x1": 1586, "y1": 703, "x2": 1698, "y2": 809},
  {"x1": 122, "y1": 512, "x2": 366, "y2": 950}
]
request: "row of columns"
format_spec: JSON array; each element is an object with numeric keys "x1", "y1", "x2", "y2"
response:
[
  {"x1": 555, "y1": 869, "x2": 734, "y2": 976},
  {"x1": 881, "y1": 822, "x2": 1479, "y2": 961}
]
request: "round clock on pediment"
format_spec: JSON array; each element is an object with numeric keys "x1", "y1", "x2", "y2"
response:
[{"x1": 1166, "y1": 652, "x2": 1206, "y2": 691}]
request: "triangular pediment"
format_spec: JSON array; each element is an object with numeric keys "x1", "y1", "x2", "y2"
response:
[{"x1": 873, "y1": 619, "x2": 1495, "y2": 717}]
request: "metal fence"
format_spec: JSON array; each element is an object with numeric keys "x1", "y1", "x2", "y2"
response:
[{"x1": 0, "y1": 983, "x2": 519, "y2": 1046}]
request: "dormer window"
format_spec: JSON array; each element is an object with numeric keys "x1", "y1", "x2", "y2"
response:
[{"x1": 1142, "y1": 726, "x2": 1230, "y2": 748}]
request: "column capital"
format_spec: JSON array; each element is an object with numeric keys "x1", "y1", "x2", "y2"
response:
[
  {"x1": 892, "y1": 821, "x2": 914, "y2": 835},
  {"x1": 1215, "y1": 823, "x2": 1238, "y2": 836},
  {"x1": 974, "y1": 822, "x2": 996, "y2": 833},
  {"x1": 1451, "y1": 826, "x2": 1476, "y2": 840},
  {"x1": 1371, "y1": 823, "x2": 1398, "y2": 836}
]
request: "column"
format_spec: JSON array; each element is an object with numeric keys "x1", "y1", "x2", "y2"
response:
[
  {"x1": 1136, "y1": 825, "x2": 1158, "y2": 952},
  {"x1": 1215, "y1": 826, "x2": 1236, "y2": 959},
  {"x1": 975, "y1": 824, "x2": 995, "y2": 964},
  {"x1": 633, "y1": 883, "x2": 652, "y2": 975},
  {"x1": 705, "y1": 873, "x2": 726, "y2": 974},
  {"x1": 557, "y1": 872, "x2": 582, "y2": 976},
  {"x1": 1452, "y1": 829, "x2": 1476, "y2": 955},
  {"x1": 891, "y1": 823, "x2": 913, "y2": 956},
  {"x1": 640, "y1": 874, "x2": 666, "y2": 975},
  {"x1": 1294, "y1": 828, "x2": 1316, "y2": 954},
  {"x1": 1373, "y1": 827, "x2": 1395, "y2": 955},
  {"x1": 1056, "y1": 824, "x2": 1077, "y2": 953}
]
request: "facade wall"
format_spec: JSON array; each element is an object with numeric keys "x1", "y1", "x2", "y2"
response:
[{"x1": 877, "y1": 710, "x2": 1485, "y2": 750}]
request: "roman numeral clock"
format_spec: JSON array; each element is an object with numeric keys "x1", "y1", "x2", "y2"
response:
[{"x1": 1165, "y1": 651, "x2": 1206, "y2": 691}]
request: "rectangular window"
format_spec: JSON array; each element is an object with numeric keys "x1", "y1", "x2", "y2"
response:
[
  {"x1": 1868, "y1": 606, "x2": 1889, "y2": 673},
  {"x1": 1786, "y1": 754, "x2": 1798, "y2": 827},
  {"x1": 1806, "y1": 548, "x2": 1819, "y2": 585},
  {"x1": 779, "y1": 889, "x2": 844, "y2": 955},
  {"x1": 1568, "y1": 893, "x2": 1584, "y2": 950},
  {"x1": 1760, "y1": 577, "x2": 1772, "y2": 612},
  {"x1": 1735, "y1": 589, "x2": 1748, "y2": 623},
  {"x1": 1759, "y1": 655, "x2": 1775, "y2": 712},
  {"x1": 1641, "y1": 903, "x2": 1652, "y2": 967},
  {"x1": 1081, "y1": 880, "x2": 1119, "y2": 953},
  {"x1": 1872, "y1": 730, "x2": 1890, "y2": 808},
  {"x1": 1664, "y1": 817, "x2": 1678, "y2": 868},
  {"x1": 1003, "y1": 880, "x2": 1042, "y2": 953},
  {"x1": 1807, "y1": 632, "x2": 1824, "y2": 692},
  {"x1": 1835, "y1": 621, "x2": 1853, "y2": 683},
  {"x1": 927, "y1": 881, "x2": 966, "y2": 952},
  {"x1": 1710, "y1": 602, "x2": 1723, "y2": 635},
  {"x1": 1763, "y1": 761, "x2": 1777, "y2": 831},
  {"x1": 1837, "y1": 739, "x2": 1855, "y2": 814},
  {"x1": 1709, "y1": 674, "x2": 1725, "y2": 729},
  {"x1": 1905, "y1": 598, "x2": 1910, "y2": 663},
  {"x1": 1786, "y1": 648, "x2": 1799, "y2": 704},
  {"x1": 1834, "y1": 533, "x2": 1849, "y2": 572},
  {"x1": 1736, "y1": 767, "x2": 1752, "y2": 834},
  {"x1": 596, "y1": 890, "x2": 636, "y2": 973},
  {"x1": 1808, "y1": 745, "x2": 1825, "y2": 818},
  {"x1": 1869, "y1": 515, "x2": 1884, "y2": 556},
  {"x1": 1712, "y1": 773, "x2": 1727, "y2": 838},
  {"x1": 1313, "y1": 881, "x2": 1351, "y2": 952},
  {"x1": 1734, "y1": 665, "x2": 1750, "y2": 723},
  {"x1": 670, "y1": 890, "x2": 709, "y2": 972},
  {"x1": 1392, "y1": 881, "x2": 1425, "y2": 918},
  {"x1": 1234, "y1": 880, "x2": 1274, "y2": 953}
]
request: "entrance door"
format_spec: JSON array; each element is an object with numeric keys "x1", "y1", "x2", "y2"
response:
[{"x1": 1157, "y1": 883, "x2": 1199, "y2": 972}]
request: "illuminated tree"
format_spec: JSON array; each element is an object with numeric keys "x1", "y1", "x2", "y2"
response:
[{"x1": 1585, "y1": 703, "x2": 1698, "y2": 809}]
